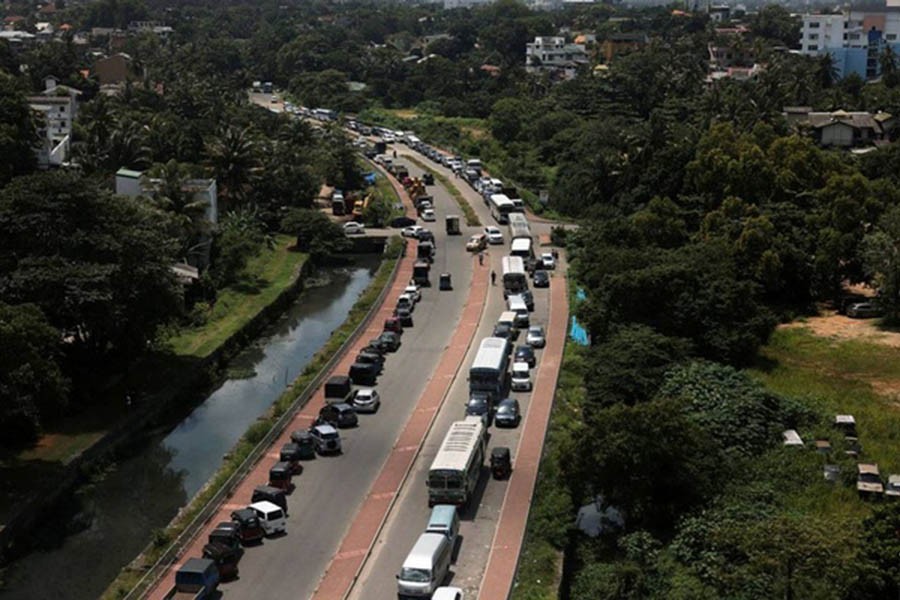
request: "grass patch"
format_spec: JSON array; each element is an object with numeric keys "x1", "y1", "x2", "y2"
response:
[
  {"x1": 167, "y1": 235, "x2": 307, "y2": 358},
  {"x1": 405, "y1": 155, "x2": 480, "y2": 227},
  {"x1": 512, "y1": 340, "x2": 587, "y2": 600},
  {"x1": 101, "y1": 237, "x2": 405, "y2": 600},
  {"x1": 748, "y1": 326, "x2": 900, "y2": 474}
]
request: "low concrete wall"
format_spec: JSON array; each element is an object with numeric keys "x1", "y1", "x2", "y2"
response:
[{"x1": 0, "y1": 256, "x2": 317, "y2": 565}]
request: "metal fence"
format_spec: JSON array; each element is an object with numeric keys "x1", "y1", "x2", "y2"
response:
[{"x1": 123, "y1": 242, "x2": 406, "y2": 600}]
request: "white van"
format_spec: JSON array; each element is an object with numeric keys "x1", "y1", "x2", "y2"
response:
[
  {"x1": 397, "y1": 533, "x2": 452, "y2": 598},
  {"x1": 510, "y1": 361, "x2": 532, "y2": 391},
  {"x1": 249, "y1": 501, "x2": 286, "y2": 536},
  {"x1": 426, "y1": 505, "x2": 460, "y2": 556},
  {"x1": 507, "y1": 296, "x2": 529, "y2": 328},
  {"x1": 498, "y1": 311, "x2": 517, "y2": 329}
]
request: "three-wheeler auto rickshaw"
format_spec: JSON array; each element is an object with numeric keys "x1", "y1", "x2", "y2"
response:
[
  {"x1": 202, "y1": 541, "x2": 240, "y2": 581},
  {"x1": 491, "y1": 447, "x2": 512, "y2": 480},
  {"x1": 268, "y1": 461, "x2": 294, "y2": 492},
  {"x1": 230, "y1": 508, "x2": 265, "y2": 545},
  {"x1": 290, "y1": 429, "x2": 317, "y2": 460},
  {"x1": 208, "y1": 522, "x2": 243, "y2": 554},
  {"x1": 280, "y1": 442, "x2": 305, "y2": 475}
]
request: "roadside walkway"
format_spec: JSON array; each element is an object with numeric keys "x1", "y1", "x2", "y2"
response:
[
  {"x1": 478, "y1": 266, "x2": 569, "y2": 600},
  {"x1": 311, "y1": 259, "x2": 490, "y2": 600}
]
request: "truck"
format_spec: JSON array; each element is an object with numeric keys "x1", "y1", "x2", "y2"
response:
[
  {"x1": 374, "y1": 139, "x2": 387, "y2": 155},
  {"x1": 445, "y1": 215, "x2": 461, "y2": 235},
  {"x1": 163, "y1": 558, "x2": 219, "y2": 600}
]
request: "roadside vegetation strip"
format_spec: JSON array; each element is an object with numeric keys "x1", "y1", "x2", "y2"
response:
[
  {"x1": 404, "y1": 155, "x2": 480, "y2": 227},
  {"x1": 167, "y1": 234, "x2": 307, "y2": 358},
  {"x1": 104, "y1": 237, "x2": 406, "y2": 600}
]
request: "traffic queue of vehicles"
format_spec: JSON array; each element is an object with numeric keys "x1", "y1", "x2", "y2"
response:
[
  {"x1": 391, "y1": 139, "x2": 554, "y2": 600},
  {"x1": 167, "y1": 241, "x2": 435, "y2": 599}
]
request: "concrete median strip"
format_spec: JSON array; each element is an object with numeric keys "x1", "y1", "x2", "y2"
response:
[
  {"x1": 478, "y1": 268, "x2": 569, "y2": 600},
  {"x1": 311, "y1": 262, "x2": 490, "y2": 600}
]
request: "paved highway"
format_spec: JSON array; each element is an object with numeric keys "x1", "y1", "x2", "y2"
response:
[
  {"x1": 216, "y1": 162, "x2": 475, "y2": 599},
  {"x1": 146, "y1": 144, "x2": 479, "y2": 599},
  {"x1": 344, "y1": 147, "x2": 562, "y2": 598}
]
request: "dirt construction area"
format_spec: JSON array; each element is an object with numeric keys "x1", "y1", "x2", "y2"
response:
[{"x1": 781, "y1": 311, "x2": 900, "y2": 349}]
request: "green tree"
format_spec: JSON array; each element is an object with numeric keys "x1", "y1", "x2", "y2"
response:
[
  {"x1": 749, "y1": 6, "x2": 801, "y2": 47},
  {"x1": 0, "y1": 171, "x2": 181, "y2": 358},
  {"x1": 210, "y1": 208, "x2": 267, "y2": 287},
  {"x1": 0, "y1": 302, "x2": 69, "y2": 447},
  {"x1": 0, "y1": 72, "x2": 38, "y2": 185},
  {"x1": 147, "y1": 159, "x2": 211, "y2": 263},
  {"x1": 280, "y1": 208, "x2": 350, "y2": 262},
  {"x1": 862, "y1": 204, "x2": 900, "y2": 321},
  {"x1": 205, "y1": 125, "x2": 260, "y2": 207}
]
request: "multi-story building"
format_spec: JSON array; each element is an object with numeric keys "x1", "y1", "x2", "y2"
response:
[
  {"x1": 27, "y1": 76, "x2": 80, "y2": 168},
  {"x1": 525, "y1": 36, "x2": 589, "y2": 79},
  {"x1": 800, "y1": 10, "x2": 900, "y2": 80}
]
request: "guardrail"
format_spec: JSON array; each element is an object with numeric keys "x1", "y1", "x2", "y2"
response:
[{"x1": 123, "y1": 241, "x2": 406, "y2": 600}]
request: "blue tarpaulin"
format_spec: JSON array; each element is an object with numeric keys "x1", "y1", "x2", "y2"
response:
[
  {"x1": 363, "y1": 172, "x2": 377, "y2": 185},
  {"x1": 569, "y1": 288, "x2": 590, "y2": 345}
]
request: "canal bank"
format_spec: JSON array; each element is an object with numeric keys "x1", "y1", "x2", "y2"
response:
[{"x1": 0, "y1": 255, "x2": 387, "y2": 600}]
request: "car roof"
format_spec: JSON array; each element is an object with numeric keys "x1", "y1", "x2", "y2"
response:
[
  {"x1": 356, "y1": 388, "x2": 375, "y2": 396},
  {"x1": 858, "y1": 463, "x2": 880, "y2": 475},
  {"x1": 250, "y1": 500, "x2": 282, "y2": 513},
  {"x1": 314, "y1": 423, "x2": 338, "y2": 434}
]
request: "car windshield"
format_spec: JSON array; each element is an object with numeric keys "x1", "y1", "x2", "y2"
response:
[
  {"x1": 529, "y1": 327, "x2": 543, "y2": 335},
  {"x1": 498, "y1": 404, "x2": 514, "y2": 414},
  {"x1": 400, "y1": 567, "x2": 432, "y2": 583}
]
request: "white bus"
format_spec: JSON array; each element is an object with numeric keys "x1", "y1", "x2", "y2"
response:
[
  {"x1": 510, "y1": 237, "x2": 534, "y2": 262},
  {"x1": 427, "y1": 416, "x2": 487, "y2": 507},
  {"x1": 508, "y1": 212, "x2": 531, "y2": 241},
  {"x1": 489, "y1": 194, "x2": 516, "y2": 224},
  {"x1": 469, "y1": 336, "x2": 510, "y2": 401},
  {"x1": 502, "y1": 255, "x2": 528, "y2": 298}
]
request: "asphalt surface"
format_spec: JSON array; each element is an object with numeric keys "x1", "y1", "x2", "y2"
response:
[{"x1": 346, "y1": 147, "x2": 561, "y2": 599}]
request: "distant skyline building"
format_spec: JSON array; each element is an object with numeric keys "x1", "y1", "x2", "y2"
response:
[{"x1": 799, "y1": 9, "x2": 900, "y2": 80}]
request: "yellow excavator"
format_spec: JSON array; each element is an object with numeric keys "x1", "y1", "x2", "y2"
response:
[{"x1": 352, "y1": 192, "x2": 375, "y2": 218}]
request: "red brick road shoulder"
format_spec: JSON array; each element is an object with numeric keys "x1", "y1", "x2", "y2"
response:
[
  {"x1": 311, "y1": 262, "x2": 489, "y2": 600},
  {"x1": 478, "y1": 268, "x2": 569, "y2": 600}
]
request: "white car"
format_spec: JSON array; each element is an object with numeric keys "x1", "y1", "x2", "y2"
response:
[
  {"x1": 352, "y1": 388, "x2": 381, "y2": 413},
  {"x1": 397, "y1": 293, "x2": 415, "y2": 313},
  {"x1": 541, "y1": 252, "x2": 556, "y2": 270},
  {"x1": 485, "y1": 226, "x2": 504, "y2": 245},
  {"x1": 510, "y1": 361, "x2": 532, "y2": 392},
  {"x1": 421, "y1": 208, "x2": 436, "y2": 222},
  {"x1": 383, "y1": 133, "x2": 395, "y2": 143},
  {"x1": 343, "y1": 222, "x2": 365, "y2": 235},
  {"x1": 433, "y1": 587, "x2": 464, "y2": 600},
  {"x1": 526, "y1": 325, "x2": 546, "y2": 348},
  {"x1": 404, "y1": 284, "x2": 421, "y2": 302},
  {"x1": 402, "y1": 225, "x2": 425, "y2": 239}
]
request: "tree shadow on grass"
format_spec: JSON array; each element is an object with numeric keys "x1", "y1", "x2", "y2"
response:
[{"x1": 229, "y1": 276, "x2": 269, "y2": 296}]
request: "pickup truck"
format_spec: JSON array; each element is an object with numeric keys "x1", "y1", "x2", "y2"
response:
[{"x1": 163, "y1": 558, "x2": 219, "y2": 600}]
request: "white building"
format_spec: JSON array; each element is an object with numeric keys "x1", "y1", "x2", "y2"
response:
[
  {"x1": 525, "y1": 36, "x2": 589, "y2": 79},
  {"x1": 800, "y1": 11, "x2": 900, "y2": 79},
  {"x1": 27, "y1": 76, "x2": 80, "y2": 168}
]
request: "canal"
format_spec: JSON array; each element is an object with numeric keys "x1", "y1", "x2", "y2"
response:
[{"x1": 0, "y1": 256, "x2": 381, "y2": 600}]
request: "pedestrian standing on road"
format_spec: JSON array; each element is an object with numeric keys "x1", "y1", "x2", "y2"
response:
[
  {"x1": 478, "y1": 252, "x2": 484, "y2": 266},
  {"x1": 491, "y1": 270, "x2": 496, "y2": 285},
  {"x1": 393, "y1": 150, "x2": 397, "y2": 158},
  {"x1": 552, "y1": 248, "x2": 559, "y2": 261},
  {"x1": 125, "y1": 393, "x2": 132, "y2": 411}
]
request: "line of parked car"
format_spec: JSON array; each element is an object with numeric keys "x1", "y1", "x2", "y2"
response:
[{"x1": 164, "y1": 276, "x2": 431, "y2": 599}]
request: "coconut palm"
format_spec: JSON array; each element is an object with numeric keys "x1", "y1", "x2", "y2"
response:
[
  {"x1": 205, "y1": 125, "x2": 260, "y2": 208},
  {"x1": 148, "y1": 159, "x2": 210, "y2": 262}
]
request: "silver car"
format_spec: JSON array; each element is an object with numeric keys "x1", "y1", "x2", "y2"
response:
[
  {"x1": 352, "y1": 388, "x2": 381, "y2": 413},
  {"x1": 526, "y1": 325, "x2": 546, "y2": 348}
]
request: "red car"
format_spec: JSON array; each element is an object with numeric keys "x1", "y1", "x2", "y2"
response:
[{"x1": 384, "y1": 317, "x2": 404, "y2": 335}]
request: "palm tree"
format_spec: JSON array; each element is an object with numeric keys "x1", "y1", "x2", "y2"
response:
[
  {"x1": 104, "y1": 122, "x2": 151, "y2": 171},
  {"x1": 205, "y1": 125, "x2": 259, "y2": 208},
  {"x1": 148, "y1": 159, "x2": 211, "y2": 262}
]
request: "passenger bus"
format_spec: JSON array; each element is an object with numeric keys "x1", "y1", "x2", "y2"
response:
[
  {"x1": 510, "y1": 237, "x2": 534, "y2": 262},
  {"x1": 489, "y1": 194, "x2": 516, "y2": 224},
  {"x1": 469, "y1": 336, "x2": 510, "y2": 401},
  {"x1": 501, "y1": 255, "x2": 528, "y2": 298},
  {"x1": 508, "y1": 212, "x2": 531, "y2": 242},
  {"x1": 427, "y1": 416, "x2": 487, "y2": 507}
]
